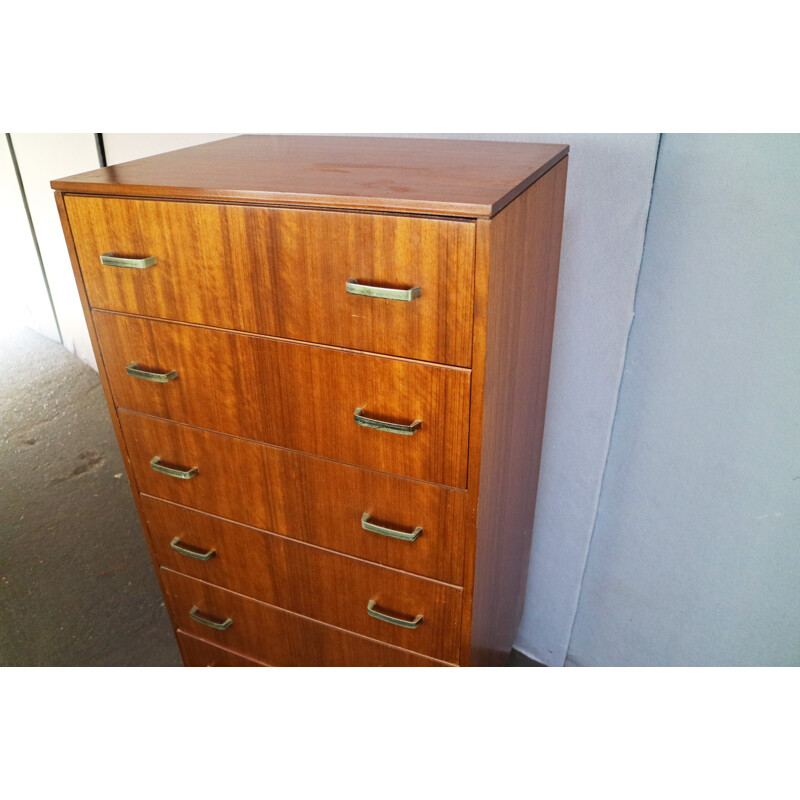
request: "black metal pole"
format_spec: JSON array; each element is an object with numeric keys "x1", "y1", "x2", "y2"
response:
[{"x1": 94, "y1": 133, "x2": 107, "y2": 168}]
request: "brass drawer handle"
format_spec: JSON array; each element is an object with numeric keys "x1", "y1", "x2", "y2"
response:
[
  {"x1": 361, "y1": 513, "x2": 422, "y2": 542},
  {"x1": 189, "y1": 605, "x2": 232, "y2": 631},
  {"x1": 367, "y1": 599, "x2": 423, "y2": 629},
  {"x1": 346, "y1": 278, "x2": 421, "y2": 302},
  {"x1": 150, "y1": 456, "x2": 198, "y2": 480},
  {"x1": 170, "y1": 537, "x2": 216, "y2": 561},
  {"x1": 354, "y1": 407, "x2": 421, "y2": 436},
  {"x1": 125, "y1": 362, "x2": 178, "y2": 383},
  {"x1": 100, "y1": 252, "x2": 157, "y2": 269}
]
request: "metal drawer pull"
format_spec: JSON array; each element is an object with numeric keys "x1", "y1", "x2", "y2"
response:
[
  {"x1": 346, "y1": 278, "x2": 421, "y2": 302},
  {"x1": 149, "y1": 456, "x2": 198, "y2": 480},
  {"x1": 354, "y1": 407, "x2": 421, "y2": 436},
  {"x1": 170, "y1": 537, "x2": 216, "y2": 561},
  {"x1": 361, "y1": 513, "x2": 422, "y2": 542},
  {"x1": 125, "y1": 362, "x2": 178, "y2": 383},
  {"x1": 367, "y1": 599, "x2": 423, "y2": 629},
  {"x1": 100, "y1": 253, "x2": 157, "y2": 269},
  {"x1": 189, "y1": 605, "x2": 233, "y2": 631}
]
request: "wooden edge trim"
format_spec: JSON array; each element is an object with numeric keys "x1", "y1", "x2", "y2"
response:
[
  {"x1": 457, "y1": 218, "x2": 492, "y2": 666},
  {"x1": 56, "y1": 190, "x2": 479, "y2": 223},
  {"x1": 489, "y1": 148, "x2": 569, "y2": 217},
  {"x1": 50, "y1": 181, "x2": 495, "y2": 218}
]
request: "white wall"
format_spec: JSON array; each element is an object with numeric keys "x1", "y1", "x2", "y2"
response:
[
  {"x1": 500, "y1": 134, "x2": 659, "y2": 665},
  {"x1": 11, "y1": 134, "x2": 100, "y2": 367},
  {"x1": 0, "y1": 136, "x2": 59, "y2": 339},
  {"x1": 102, "y1": 133, "x2": 236, "y2": 166},
  {"x1": 568, "y1": 134, "x2": 800, "y2": 666}
]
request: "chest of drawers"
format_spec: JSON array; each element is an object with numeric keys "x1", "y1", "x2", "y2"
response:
[{"x1": 53, "y1": 135, "x2": 568, "y2": 667}]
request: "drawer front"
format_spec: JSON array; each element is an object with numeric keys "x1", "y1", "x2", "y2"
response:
[
  {"x1": 66, "y1": 195, "x2": 475, "y2": 367},
  {"x1": 122, "y1": 413, "x2": 465, "y2": 584},
  {"x1": 97, "y1": 312, "x2": 470, "y2": 488},
  {"x1": 146, "y1": 500, "x2": 462, "y2": 662},
  {"x1": 162, "y1": 569, "x2": 452, "y2": 667},
  {"x1": 177, "y1": 632, "x2": 267, "y2": 666}
]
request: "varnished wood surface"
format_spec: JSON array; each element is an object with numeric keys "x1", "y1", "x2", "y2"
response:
[
  {"x1": 467, "y1": 159, "x2": 568, "y2": 666},
  {"x1": 121, "y1": 412, "x2": 466, "y2": 584},
  {"x1": 53, "y1": 135, "x2": 569, "y2": 218},
  {"x1": 94, "y1": 312, "x2": 471, "y2": 488},
  {"x1": 177, "y1": 631, "x2": 267, "y2": 666},
  {"x1": 162, "y1": 569, "x2": 453, "y2": 666},
  {"x1": 456, "y1": 190, "x2": 493, "y2": 664},
  {"x1": 55, "y1": 139, "x2": 570, "y2": 668},
  {"x1": 67, "y1": 195, "x2": 476, "y2": 366},
  {"x1": 145, "y1": 500, "x2": 462, "y2": 662}
]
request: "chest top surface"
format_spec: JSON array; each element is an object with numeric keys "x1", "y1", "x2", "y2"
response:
[{"x1": 51, "y1": 134, "x2": 568, "y2": 218}]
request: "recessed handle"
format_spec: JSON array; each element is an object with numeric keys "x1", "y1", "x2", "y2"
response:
[
  {"x1": 361, "y1": 513, "x2": 422, "y2": 542},
  {"x1": 170, "y1": 537, "x2": 216, "y2": 561},
  {"x1": 354, "y1": 407, "x2": 421, "y2": 436},
  {"x1": 100, "y1": 252, "x2": 157, "y2": 269},
  {"x1": 367, "y1": 599, "x2": 423, "y2": 629},
  {"x1": 189, "y1": 605, "x2": 232, "y2": 631},
  {"x1": 126, "y1": 362, "x2": 178, "y2": 383},
  {"x1": 150, "y1": 456, "x2": 198, "y2": 480},
  {"x1": 346, "y1": 278, "x2": 421, "y2": 302}
]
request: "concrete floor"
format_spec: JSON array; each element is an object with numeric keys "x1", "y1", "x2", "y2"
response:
[
  {"x1": 0, "y1": 327, "x2": 540, "y2": 667},
  {"x1": 0, "y1": 327, "x2": 181, "y2": 666}
]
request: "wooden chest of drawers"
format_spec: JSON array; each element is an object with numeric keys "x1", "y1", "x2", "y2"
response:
[{"x1": 53, "y1": 135, "x2": 568, "y2": 667}]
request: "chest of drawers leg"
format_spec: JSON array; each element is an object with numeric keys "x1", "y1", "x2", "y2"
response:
[{"x1": 53, "y1": 135, "x2": 569, "y2": 667}]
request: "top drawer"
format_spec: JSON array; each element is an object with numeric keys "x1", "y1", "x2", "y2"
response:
[{"x1": 65, "y1": 196, "x2": 476, "y2": 367}]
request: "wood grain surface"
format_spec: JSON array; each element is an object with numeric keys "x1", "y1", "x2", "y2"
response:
[
  {"x1": 467, "y1": 158, "x2": 568, "y2": 665},
  {"x1": 67, "y1": 195, "x2": 476, "y2": 366},
  {"x1": 53, "y1": 135, "x2": 569, "y2": 218},
  {"x1": 162, "y1": 569, "x2": 453, "y2": 666},
  {"x1": 177, "y1": 631, "x2": 267, "y2": 666},
  {"x1": 121, "y1": 412, "x2": 466, "y2": 584},
  {"x1": 94, "y1": 312, "x2": 471, "y2": 487},
  {"x1": 145, "y1": 500, "x2": 462, "y2": 661},
  {"x1": 55, "y1": 137, "x2": 570, "y2": 668}
]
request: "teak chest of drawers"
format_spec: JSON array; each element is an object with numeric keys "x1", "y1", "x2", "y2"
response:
[{"x1": 53, "y1": 135, "x2": 568, "y2": 667}]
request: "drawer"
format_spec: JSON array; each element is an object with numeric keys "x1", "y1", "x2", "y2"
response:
[
  {"x1": 97, "y1": 312, "x2": 470, "y2": 488},
  {"x1": 145, "y1": 500, "x2": 462, "y2": 662},
  {"x1": 66, "y1": 195, "x2": 476, "y2": 367},
  {"x1": 122, "y1": 413, "x2": 465, "y2": 584},
  {"x1": 162, "y1": 569, "x2": 452, "y2": 667},
  {"x1": 177, "y1": 632, "x2": 267, "y2": 666}
]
